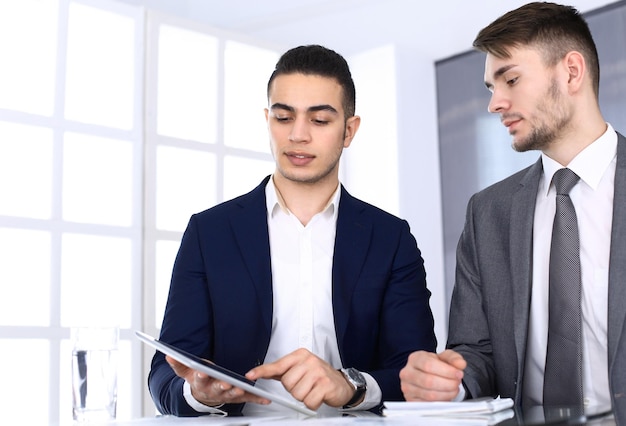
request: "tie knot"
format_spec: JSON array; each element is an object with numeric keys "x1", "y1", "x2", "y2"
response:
[{"x1": 552, "y1": 168, "x2": 580, "y2": 195}]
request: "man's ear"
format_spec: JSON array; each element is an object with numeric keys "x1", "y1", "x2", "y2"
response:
[
  {"x1": 564, "y1": 50, "x2": 586, "y2": 94},
  {"x1": 343, "y1": 115, "x2": 361, "y2": 148}
]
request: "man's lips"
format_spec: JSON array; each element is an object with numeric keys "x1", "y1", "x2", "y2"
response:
[
  {"x1": 286, "y1": 152, "x2": 314, "y2": 165},
  {"x1": 501, "y1": 116, "x2": 522, "y2": 133}
]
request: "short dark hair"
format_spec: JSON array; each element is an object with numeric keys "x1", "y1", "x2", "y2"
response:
[
  {"x1": 473, "y1": 2, "x2": 600, "y2": 96},
  {"x1": 267, "y1": 44, "x2": 356, "y2": 119}
]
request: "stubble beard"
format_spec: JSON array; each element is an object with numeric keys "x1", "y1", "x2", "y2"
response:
[{"x1": 512, "y1": 79, "x2": 573, "y2": 153}]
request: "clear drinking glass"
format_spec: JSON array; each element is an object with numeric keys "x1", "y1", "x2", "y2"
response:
[{"x1": 71, "y1": 326, "x2": 119, "y2": 422}]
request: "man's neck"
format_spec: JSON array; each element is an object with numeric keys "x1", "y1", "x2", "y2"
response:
[
  {"x1": 543, "y1": 111, "x2": 607, "y2": 167},
  {"x1": 272, "y1": 175, "x2": 339, "y2": 226}
]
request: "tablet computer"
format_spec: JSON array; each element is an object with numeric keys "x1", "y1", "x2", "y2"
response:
[{"x1": 136, "y1": 331, "x2": 316, "y2": 416}]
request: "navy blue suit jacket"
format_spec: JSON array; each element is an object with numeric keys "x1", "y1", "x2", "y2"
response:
[{"x1": 148, "y1": 176, "x2": 437, "y2": 415}]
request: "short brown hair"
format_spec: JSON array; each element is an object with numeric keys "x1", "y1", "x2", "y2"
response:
[{"x1": 473, "y1": 2, "x2": 600, "y2": 96}]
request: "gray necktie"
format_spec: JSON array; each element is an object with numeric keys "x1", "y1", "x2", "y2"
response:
[{"x1": 543, "y1": 168, "x2": 583, "y2": 407}]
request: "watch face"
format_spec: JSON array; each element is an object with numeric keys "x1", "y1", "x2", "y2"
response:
[{"x1": 343, "y1": 368, "x2": 366, "y2": 387}]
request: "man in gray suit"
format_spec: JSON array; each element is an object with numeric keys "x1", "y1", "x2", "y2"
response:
[{"x1": 400, "y1": 2, "x2": 626, "y2": 423}]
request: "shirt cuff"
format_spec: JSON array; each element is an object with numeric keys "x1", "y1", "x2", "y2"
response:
[
  {"x1": 182, "y1": 380, "x2": 227, "y2": 415},
  {"x1": 452, "y1": 382, "x2": 467, "y2": 402},
  {"x1": 340, "y1": 372, "x2": 382, "y2": 411}
]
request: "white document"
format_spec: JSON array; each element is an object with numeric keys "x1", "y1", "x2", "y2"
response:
[{"x1": 383, "y1": 398, "x2": 515, "y2": 425}]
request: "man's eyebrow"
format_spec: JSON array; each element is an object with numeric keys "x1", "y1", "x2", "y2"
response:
[
  {"x1": 308, "y1": 104, "x2": 338, "y2": 114},
  {"x1": 270, "y1": 103, "x2": 295, "y2": 112},
  {"x1": 269, "y1": 103, "x2": 338, "y2": 114},
  {"x1": 485, "y1": 64, "x2": 516, "y2": 89}
]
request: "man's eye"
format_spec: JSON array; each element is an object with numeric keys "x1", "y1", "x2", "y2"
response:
[
  {"x1": 313, "y1": 119, "x2": 329, "y2": 125},
  {"x1": 507, "y1": 77, "x2": 518, "y2": 86},
  {"x1": 275, "y1": 116, "x2": 291, "y2": 122}
]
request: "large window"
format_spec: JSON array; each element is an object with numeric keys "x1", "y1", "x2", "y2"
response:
[
  {"x1": 0, "y1": 1, "x2": 400, "y2": 423},
  {"x1": 0, "y1": 1, "x2": 277, "y2": 423},
  {"x1": 0, "y1": 0, "x2": 143, "y2": 423}
]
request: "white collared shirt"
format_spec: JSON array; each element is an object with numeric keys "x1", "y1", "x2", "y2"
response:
[
  {"x1": 524, "y1": 124, "x2": 616, "y2": 408},
  {"x1": 242, "y1": 176, "x2": 381, "y2": 415}
]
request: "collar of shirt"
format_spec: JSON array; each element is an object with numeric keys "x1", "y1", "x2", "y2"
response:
[
  {"x1": 265, "y1": 175, "x2": 341, "y2": 223},
  {"x1": 540, "y1": 123, "x2": 617, "y2": 197}
]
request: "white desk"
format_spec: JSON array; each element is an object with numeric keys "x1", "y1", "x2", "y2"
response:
[
  {"x1": 52, "y1": 408, "x2": 617, "y2": 425},
  {"x1": 53, "y1": 412, "x2": 460, "y2": 426}
]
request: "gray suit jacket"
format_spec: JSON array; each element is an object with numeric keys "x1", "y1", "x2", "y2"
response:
[{"x1": 447, "y1": 132, "x2": 626, "y2": 423}]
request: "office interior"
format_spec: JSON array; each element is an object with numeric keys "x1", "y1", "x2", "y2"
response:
[{"x1": 1, "y1": 0, "x2": 623, "y2": 424}]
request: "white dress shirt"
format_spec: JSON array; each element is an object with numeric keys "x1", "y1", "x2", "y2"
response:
[
  {"x1": 524, "y1": 124, "x2": 616, "y2": 409},
  {"x1": 184, "y1": 176, "x2": 382, "y2": 415}
]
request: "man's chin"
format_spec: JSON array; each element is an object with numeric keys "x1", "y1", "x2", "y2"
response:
[
  {"x1": 278, "y1": 166, "x2": 338, "y2": 186},
  {"x1": 511, "y1": 137, "x2": 544, "y2": 153},
  {"x1": 511, "y1": 140, "x2": 528, "y2": 152},
  {"x1": 279, "y1": 171, "x2": 321, "y2": 185},
  {"x1": 510, "y1": 132, "x2": 530, "y2": 152}
]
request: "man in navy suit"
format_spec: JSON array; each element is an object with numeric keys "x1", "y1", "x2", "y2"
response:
[{"x1": 148, "y1": 44, "x2": 437, "y2": 417}]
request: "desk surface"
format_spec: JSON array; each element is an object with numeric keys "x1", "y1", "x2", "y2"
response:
[{"x1": 52, "y1": 407, "x2": 616, "y2": 426}]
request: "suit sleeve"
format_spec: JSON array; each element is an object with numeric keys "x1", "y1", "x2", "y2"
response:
[
  {"x1": 374, "y1": 220, "x2": 437, "y2": 399},
  {"x1": 337, "y1": 215, "x2": 437, "y2": 405},
  {"x1": 147, "y1": 214, "x2": 245, "y2": 416},
  {"x1": 147, "y1": 214, "x2": 211, "y2": 415},
  {"x1": 446, "y1": 194, "x2": 498, "y2": 398}
]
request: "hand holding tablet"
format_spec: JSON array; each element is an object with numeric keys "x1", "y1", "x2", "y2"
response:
[{"x1": 136, "y1": 331, "x2": 317, "y2": 416}]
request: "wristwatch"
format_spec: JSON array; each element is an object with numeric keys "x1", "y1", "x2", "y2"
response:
[{"x1": 339, "y1": 367, "x2": 367, "y2": 408}]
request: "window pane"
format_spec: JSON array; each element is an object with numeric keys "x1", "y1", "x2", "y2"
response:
[
  {"x1": 0, "y1": 121, "x2": 53, "y2": 219},
  {"x1": 0, "y1": 0, "x2": 57, "y2": 116},
  {"x1": 223, "y1": 156, "x2": 274, "y2": 201},
  {"x1": 60, "y1": 234, "x2": 132, "y2": 328},
  {"x1": 59, "y1": 338, "x2": 132, "y2": 423},
  {"x1": 154, "y1": 240, "x2": 181, "y2": 328},
  {"x1": 156, "y1": 146, "x2": 216, "y2": 232},
  {"x1": 0, "y1": 339, "x2": 49, "y2": 425},
  {"x1": 65, "y1": 2, "x2": 135, "y2": 129},
  {"x1": 0, "y1": 229, "x2": 51, "y2": 325},
  {"x1": 62, "y1": 132, "x2": 133, "y2": 226},
  {"x1": 157, "y1": 25, "x2": 218, "y2": 143},
  {"x1": 224, "y1": 41, "x2": 278, "y2": 152}
]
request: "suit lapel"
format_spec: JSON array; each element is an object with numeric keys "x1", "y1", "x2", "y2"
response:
[
  {"x1": 229, "y1": 177, "x2": 273, "y2": 333},
  {"x1": 608, "y1": 133, "x2": 626, "y2": 367},
  {"x1": 510, "y1": 157, "x2": 543, "y2": 400},
  {"x1": 332, "y1": 187, "x2": 372, "y2": 348}
]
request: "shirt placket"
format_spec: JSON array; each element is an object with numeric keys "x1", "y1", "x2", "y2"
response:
[{"x1": 298, "y1": 226, "x2": 313, "y2": 350}]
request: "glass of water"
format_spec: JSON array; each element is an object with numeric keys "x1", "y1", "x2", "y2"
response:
[{"x1": 71, "y1": 326, "x2": 119, "y2": 422}]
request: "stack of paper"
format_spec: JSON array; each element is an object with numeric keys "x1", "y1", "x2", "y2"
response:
[{"x1": 383, "y1": 397, "x2": 515, "y2": 425}]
